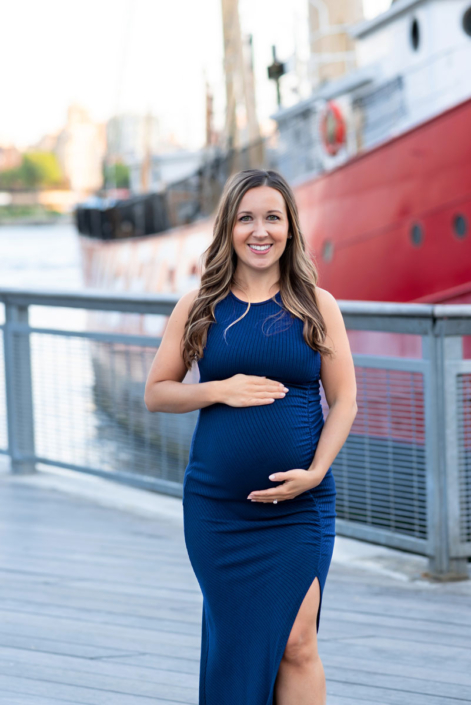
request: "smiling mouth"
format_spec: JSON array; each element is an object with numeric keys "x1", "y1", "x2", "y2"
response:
[{"x1": 248, "y1": 244, "x2": 273, "y2": 254}]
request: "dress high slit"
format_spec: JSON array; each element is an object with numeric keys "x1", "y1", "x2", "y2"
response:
[{"x1": 183, "y1": 290, "x2": 337, "y2": 704}]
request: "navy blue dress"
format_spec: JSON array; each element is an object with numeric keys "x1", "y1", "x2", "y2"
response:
[{"x1": 183, "y1": 289, "x2": 337, "y2": 705}]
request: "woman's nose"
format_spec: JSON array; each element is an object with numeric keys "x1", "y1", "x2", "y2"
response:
[{"x1": 251, "y1": 221, "x2": 269, "y2": 236}]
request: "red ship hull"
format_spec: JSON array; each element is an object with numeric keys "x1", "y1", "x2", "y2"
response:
[{"x1": 296, "y1": 96, "x2": 471, "y2": 305}]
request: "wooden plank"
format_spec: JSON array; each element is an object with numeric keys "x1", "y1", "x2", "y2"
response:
[
  {"x1": 0, "y1": 621, "x2": 201, "y2": 660},
  {"x1": 327, "y1": 697, "x2": 385, "y2": 705},
  {"x1": 319, "y1": 612, "x2": 471, "y2": 649},
  {"x1": 0, "y1": 634, "x2": 147, "y2": 661},
  {"x1": 0, "y1": 583, "x2": 202, "y2": 616},
  {"x1": 0, "y1": 692, "x2": 91, "y2": 705},
  {"x1": 0, "y1": 572, "x2": 202, "y2": 602},
  {"x1": 324, "y1": 663, "x2": 471, "y2": 699},
  {"x1": 0, "y1": 598, "x2": 202, "y2": 635},
  {"x1": 0, "y1": 676, "x2": 193, "y2": 705},
  {"x1": 324, "y1": 635, "x2": 471, "y2": 674},
  {"x1": 0, "y1": 630, "x2": 198, "y2": 663},
  {"x1": 327, "y1": 679, "x2": 466, "y2": 705},
  {"x1": 0, "y1": 646, "x2": 200, "y2": 678},
  {"x1": 0, "y1": 659, "x2": 198, "y2": 701},
  {"x1": 320, "y1": 647, "x2": 471, "y2": 688}
]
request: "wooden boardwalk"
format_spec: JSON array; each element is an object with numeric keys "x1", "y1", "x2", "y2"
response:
[{"x1": 0, "y1": 468, "x2": 470, "y2": 705}]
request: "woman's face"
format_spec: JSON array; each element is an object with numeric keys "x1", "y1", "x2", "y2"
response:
[{"x1": 232, "y1": 186, "x2": 289, "y2": 273}]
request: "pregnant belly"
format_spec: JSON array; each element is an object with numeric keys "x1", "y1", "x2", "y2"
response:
[{"x1": 185, "y1": 387, "x2": 324, "y2": 500}]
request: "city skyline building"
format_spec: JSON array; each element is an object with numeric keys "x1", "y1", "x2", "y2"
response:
[
  {"x1": 106, "y1": 113, "x2": 161, "y2": 165},
  {"x1": 0, "y1": 145, "x2": 22, "y2": 172},
  {"x1": 54, "y1": 104, "x2": 106, "y2": 195}
]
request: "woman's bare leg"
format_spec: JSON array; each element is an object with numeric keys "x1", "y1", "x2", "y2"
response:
[{"x1": 274, "y1": 577, "x2": 326, "y2": 705}]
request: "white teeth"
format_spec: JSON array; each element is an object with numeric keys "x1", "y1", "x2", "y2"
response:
[{"x1": 249, "y1": 244, "x2": 271, "y2": 251}]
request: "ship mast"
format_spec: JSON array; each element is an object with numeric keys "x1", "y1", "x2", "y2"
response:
[
  {"x1": 221, "y1": 0, "x2": 261, "y2": 164},
  {"x1": 140, "y1": 110, "x2": 153, "y2": 193}
]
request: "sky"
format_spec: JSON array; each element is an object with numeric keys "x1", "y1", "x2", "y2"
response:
[{"x1": 1, "y1": 0, "x2": 391, "y2": 150}]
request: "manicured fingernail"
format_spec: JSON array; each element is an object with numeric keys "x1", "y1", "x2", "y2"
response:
[{"x1": 283, "y1": 387, "x2": 289, "y2": 392}]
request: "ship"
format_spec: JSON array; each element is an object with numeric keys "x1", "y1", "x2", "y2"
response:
[
  {"x1": 75, "y1": 0, "x2": 471, "y2": 513},
  {"x1": 77, "y1": 0, "x2": 471, "y2": 315}
]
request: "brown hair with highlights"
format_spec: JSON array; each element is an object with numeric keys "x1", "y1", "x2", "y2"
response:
[{"x1": 181, "y1": 169, "x2": 333, "y2": 370}]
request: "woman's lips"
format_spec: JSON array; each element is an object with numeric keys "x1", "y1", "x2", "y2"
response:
[{"x1": 247, "y1": 244, "x2": 273, "y2": 255}]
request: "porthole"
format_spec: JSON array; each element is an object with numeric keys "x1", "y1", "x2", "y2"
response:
[
  {"x1": 463, "y1": 7, "x2": 471, "y2": 37},
  {"x1": 322, "y1": 240, "x2": 334, "y2": 262},
  {"x1": 410, "y1": 18, "x2": 420, "y2": 51},
  {"x1": 453, "y1": 213, "x2": 468, "y2": 238},
  {"x1": 410, "y1": 223, "x2": 423, "y2": 247}
]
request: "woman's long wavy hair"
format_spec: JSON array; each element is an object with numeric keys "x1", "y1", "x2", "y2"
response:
[{"x1": 181, "y1": 169, "x2": 333, "y2": 370}]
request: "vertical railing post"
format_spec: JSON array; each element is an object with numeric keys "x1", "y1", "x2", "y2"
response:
[
  {"x1": 442, "y1": 333, "x2": 469, "y2": 579},
  {"x1": 423, "y1": 323, "x2": 468, "y2": 579},
  {"x1": 3, "y1": 300, "x2": 36, "y2": 474}
]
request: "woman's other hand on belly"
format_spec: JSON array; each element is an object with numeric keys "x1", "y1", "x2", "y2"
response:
[{"x1": 247, "y1": 467, "x2": 325, "y2": 503}]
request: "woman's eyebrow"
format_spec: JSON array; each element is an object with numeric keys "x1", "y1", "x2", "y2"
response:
[{"x1": 237, "y1": 209, "x2": 283, "y2": 215}]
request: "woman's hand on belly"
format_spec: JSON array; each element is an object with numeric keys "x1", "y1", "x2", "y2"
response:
[
  {"x1": 247, "y1": 468, "x2": 323, "y2": 503},
  {"x1": 218, "y1": 374, "x2": 289, "y2": 407}
]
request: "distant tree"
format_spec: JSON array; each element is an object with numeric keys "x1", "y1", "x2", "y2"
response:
[
  {"x1": 103, "y1": 162, "x2": 130, "y2": 189},
  {"x1": 0, "y1": 168, "x2": 19, "y2": 189},
  {"x1": 0, "y1": 151, "x2": 64, "y2": 189},
  {"x1": 20, "y1": 152, "x2": 64, "y2": 188}
]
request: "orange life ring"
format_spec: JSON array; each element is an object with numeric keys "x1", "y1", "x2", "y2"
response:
[{"x1": 320, "y1": 101, "x2": 346, "y2": 156}]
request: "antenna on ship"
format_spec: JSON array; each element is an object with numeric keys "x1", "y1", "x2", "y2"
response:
[{"x1": 267, "y1": 45, "x2": 286, "y2": 108}]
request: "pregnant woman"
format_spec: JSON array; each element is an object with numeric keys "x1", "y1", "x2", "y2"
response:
[{"x1": 144, "y1": 169, "x2": 357, "y2": 705}]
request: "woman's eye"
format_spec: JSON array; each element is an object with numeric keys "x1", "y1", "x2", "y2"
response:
[{"x1": 239, "y1": 215, "x2": 279, "y2": 221}]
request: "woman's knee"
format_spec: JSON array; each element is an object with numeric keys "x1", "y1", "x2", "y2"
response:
[
  {"x1": 282, "y1": 628, "x2": 319, "y2": 667},
  {"x1": 282, "y1": 577, "x2": 321, "y2": 666}
]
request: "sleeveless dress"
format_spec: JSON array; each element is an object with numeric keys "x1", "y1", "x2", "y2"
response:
[{"x1": 183, "y1": 289, "x2": 337, "y2": 705}]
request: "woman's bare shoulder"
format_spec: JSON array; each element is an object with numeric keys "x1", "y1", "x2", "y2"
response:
[
  {"x1": 314, "y1": 286, "x2": 340, "y2": 315},
  {"x1": 173, "y1": 287, "x2": 200, "y2": 312},
  {"x1": 180, "y1": 289, "x2": 199, "y2": 304},
  {"x1": 161, "y1": 288, "x2": 200, "y2": 331},
  {"x1": 314, "y1": 286, "x2": 346, "y2": 335}
]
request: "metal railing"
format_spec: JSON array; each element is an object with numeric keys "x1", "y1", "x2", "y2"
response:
[{"x1": 1, "y1": 287, "x2": 470, "y2": 580}]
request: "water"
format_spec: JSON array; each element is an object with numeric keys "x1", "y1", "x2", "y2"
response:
[
  {"x1": 0, "y1": 222, "x2": 85, "y2": 330},
  {"x1": 0, "y1": 223, "x2": 185, "y2": 486},
  {"x1": 0, "y1": 222, "x2": 83, "y2": 291},
  {"x1": 0, "y1": 222, "x2": 88, "y2": 458}
]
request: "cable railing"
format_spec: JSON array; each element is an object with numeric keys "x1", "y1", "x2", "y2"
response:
[{"x1": 1, "y1": 286, "x2": 470, "y2": 580}]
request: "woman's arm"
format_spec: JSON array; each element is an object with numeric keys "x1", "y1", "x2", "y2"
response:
[
  {"x1": 144, "y1": 289, "x2": 288, "y2": 414},
  {"x1": 305, "y1": 287, "x2": 357, "y2": 485},
  {"x1": 144, "y1": 289, "x2": 222, "y2": 413}
]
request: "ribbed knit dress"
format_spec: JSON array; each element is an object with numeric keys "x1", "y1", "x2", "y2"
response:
[{"x1": 183, "y1": 288, "x2": 337, "y2": 705}]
